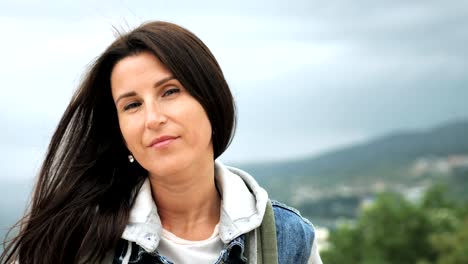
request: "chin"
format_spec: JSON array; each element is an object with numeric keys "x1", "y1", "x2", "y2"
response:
[{"x1": 145, "y1": 157, "x2": 189, "y2": 178}]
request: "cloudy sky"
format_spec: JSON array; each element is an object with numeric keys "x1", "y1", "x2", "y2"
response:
[{"x1": 0, "y1": 0, "x2": 467, "y2": 181}]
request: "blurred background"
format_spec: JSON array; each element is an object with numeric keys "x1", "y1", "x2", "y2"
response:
[{"x1": 1, "y1": 0, "x2": 467, "y2": 262}]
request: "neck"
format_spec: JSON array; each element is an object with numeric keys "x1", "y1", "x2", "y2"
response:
[{"x1": 149, "y1": 160, "x2": 220, "y2": 241}]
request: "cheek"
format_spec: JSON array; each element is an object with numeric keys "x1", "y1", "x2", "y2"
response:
[
  {"x1": 194, "y1": 113, "x2": 213, "y2": 146},
  {"x1": 179, "y1": 105, "x2": 211, "y2": 147},
  {"x1": 118, "y1": 117, "x2": 139, "y2": 150}
]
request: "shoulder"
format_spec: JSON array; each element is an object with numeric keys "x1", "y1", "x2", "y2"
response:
[
  {"x1": 271, "y1": 200, "x2": 317, "y2": 264},
  {"x1": 271, "y1": 200, "x2": 314, "y2": 230}
]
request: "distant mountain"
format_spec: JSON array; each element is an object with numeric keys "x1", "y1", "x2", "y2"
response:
[{"x1": 235, "y1": 119, "x2": 468, "y2": 203}]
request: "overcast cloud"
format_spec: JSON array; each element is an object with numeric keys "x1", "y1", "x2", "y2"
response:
[{"x1": 0, "y1": 0, "x2": 467, "y2": 181}]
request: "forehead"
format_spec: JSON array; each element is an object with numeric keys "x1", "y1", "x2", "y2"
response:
[
  {"x1": 110, "y1": 52, "x2": 172, "y2": 89},
  {"x1": 110, "y1": 52, "x2": 172, "y2": 100}
]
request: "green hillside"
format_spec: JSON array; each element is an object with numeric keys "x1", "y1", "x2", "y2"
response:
[{"x1": 235, "y1": 119, "x2": 468, "y2": 224}]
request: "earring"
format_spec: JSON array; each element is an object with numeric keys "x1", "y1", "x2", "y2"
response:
[{"x1": 128, "y1": 154, "x2": 134, "y2": 163}]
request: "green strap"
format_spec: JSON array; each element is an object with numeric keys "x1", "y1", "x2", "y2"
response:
[{"x1": 256, "y1": 200, "x2": 278, "y2": 264}]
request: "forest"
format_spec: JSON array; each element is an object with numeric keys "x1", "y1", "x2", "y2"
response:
[{"x1": 321, "y1": 185, "x2": 468, "y2": 264}]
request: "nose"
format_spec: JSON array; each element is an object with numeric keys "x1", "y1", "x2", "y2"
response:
[{"x1": 145, "y1": 101, "x2": 167, "y2": 129}]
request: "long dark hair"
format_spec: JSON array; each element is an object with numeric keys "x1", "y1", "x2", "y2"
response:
[{"x1": 1, "y1": 21, "x2": 236, "y2": 264}]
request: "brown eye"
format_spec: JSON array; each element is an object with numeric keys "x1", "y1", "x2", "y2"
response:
[
  {"x1": 162, "y1": 88, "x2": 180, "y2": 97},
  {"x1": 123, "y1": 102, "x2": 141, "y2": 111}
]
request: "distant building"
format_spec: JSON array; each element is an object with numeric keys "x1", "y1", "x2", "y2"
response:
[{"x1": 410, "y1": 155, "x2": 468, "y2": 176}]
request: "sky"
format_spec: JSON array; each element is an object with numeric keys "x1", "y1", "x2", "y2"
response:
[{"x1": 0, "y1": 0, "x2": 467, "y2": 181}]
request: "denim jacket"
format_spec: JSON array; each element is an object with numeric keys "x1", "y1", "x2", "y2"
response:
[{"x1": 107, "y1": 162, "x2": 322, "y2": 264}]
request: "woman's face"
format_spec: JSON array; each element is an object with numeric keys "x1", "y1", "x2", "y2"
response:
[{"x1": 110, "y1": 52, "x2": 213, "y2": 178}]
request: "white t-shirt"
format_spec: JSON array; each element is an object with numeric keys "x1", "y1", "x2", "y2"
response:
[{"x1": 157, "y1": 224, "x2": 225, "y2": 264}]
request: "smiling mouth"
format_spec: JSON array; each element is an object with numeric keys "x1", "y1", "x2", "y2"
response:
[{"x1": 149, "y1": 136, "x2": 179, "y2": 149}]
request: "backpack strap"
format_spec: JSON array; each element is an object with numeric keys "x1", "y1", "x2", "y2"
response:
[{"x1": 255, "y1": 199, "x2": 278, "y2": 264}]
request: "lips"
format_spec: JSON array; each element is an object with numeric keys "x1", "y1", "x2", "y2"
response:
[{"x1": 149, "y1": 135, "x2": 179, "y2": 148}]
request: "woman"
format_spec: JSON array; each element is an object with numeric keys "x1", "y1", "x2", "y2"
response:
[{"x1": 1, "y1": 21, "x2": 322, "y2": 264}]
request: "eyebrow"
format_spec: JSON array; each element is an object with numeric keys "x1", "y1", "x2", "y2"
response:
[{"x1": 114, "y1": 76, "x2": 176, "y2": 105}]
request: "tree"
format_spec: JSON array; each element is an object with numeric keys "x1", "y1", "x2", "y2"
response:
[
  {"x1": 321, "y1": 185, "x2": 467, "y2": 264},
  {"x1": 431, "y1": 216, "x2": 468, "y2": 264},
  {"x1": 320, "y1": 222, "x2": 361, "y2": 263}
]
